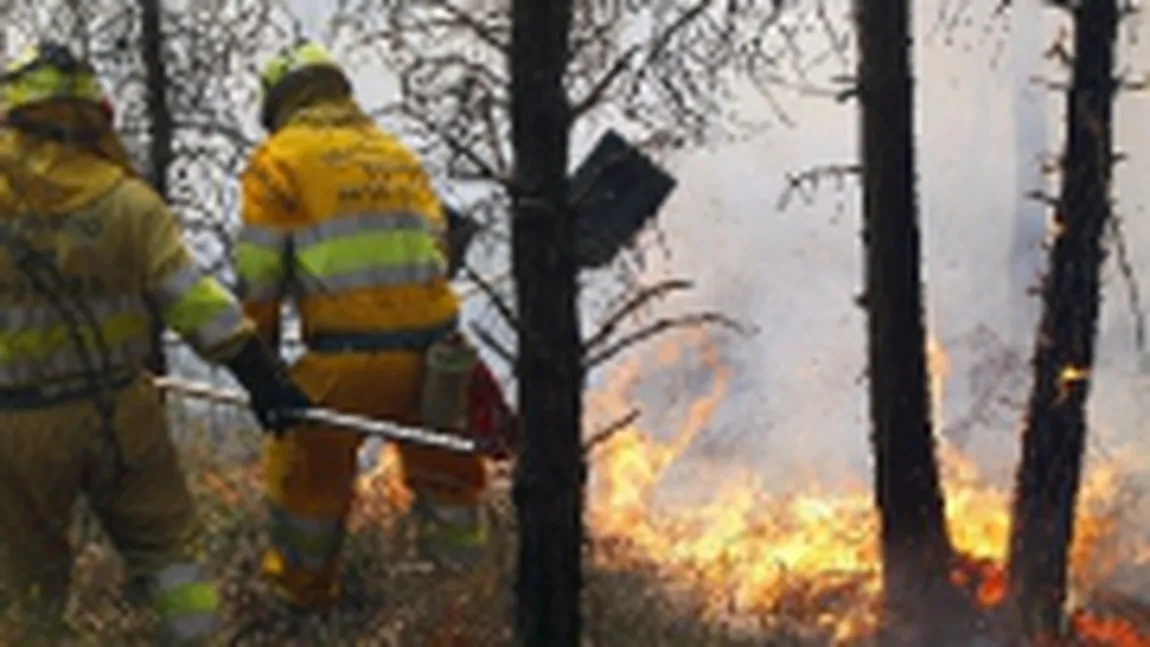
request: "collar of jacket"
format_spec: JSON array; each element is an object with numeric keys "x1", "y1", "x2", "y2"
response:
[
  {"x1": 4, "y1": 102, "x2": 140, "y2": 179},
  {"x1": 278, "y1": 96, "x2": 374, "y2": 131},
  {"x1": 0, "y1": 127, "x2": 132, "y2": 215}
]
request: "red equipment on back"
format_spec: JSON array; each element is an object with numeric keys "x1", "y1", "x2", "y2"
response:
[
  {"x1": 98, "y1": 97, "x2": 114, "y2": 124},
  {"x1": 468, "y1": 359, "x2": 517, "y2": 460}
]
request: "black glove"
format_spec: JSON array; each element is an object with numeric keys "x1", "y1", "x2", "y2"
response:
[{"x1": 224, "y1": 336, "x2": 312, "y2": 434}]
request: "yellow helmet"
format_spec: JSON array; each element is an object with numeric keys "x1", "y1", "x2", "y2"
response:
[
  {"x1": 2, "y1": 42, "x2": 108, "y2": 116},
  {"x1": 258, "y1": 41, "x2": 351, "y2": 130}
]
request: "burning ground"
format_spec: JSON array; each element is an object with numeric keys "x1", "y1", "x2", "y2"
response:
[
  {"x1": 4, "y1": 332, "x2": 1150, "y2": 645},
  {"x1": 583, "y1": 332, "x2": 1150, "y2": 645}
]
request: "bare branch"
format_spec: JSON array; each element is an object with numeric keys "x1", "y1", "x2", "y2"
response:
[
  {"x1": 384, "y1": 103, "x2": 510, "y2": 185},
  {"x1": 1025, "y1": 189, "x2": 1061, "y2": 209},
  {"x1": 427, "y1": 0, "x2": 508, "y2": 52},
  {"x1": 468, "y1": 321, "x2": 515, "y2": 366},
  {"x1": 1107, "y1": 212, "x2": 1146, "y2": 355},
  {"x1": 585, "y1": 312, "x2": 752, "y2": 369},
  {"x1": 777, "y1": 163, "x2": 861, "y2": 210},
  {"x1": 584, "y1": 278, "x2": 695, "y2": 352},
  {"x1": 571, "y1": 42, "x2": 642, "y2": 118},
  {"x1": 582, "y1": 408, "x2": 642, "y2": 453},
  {"x1": 460, "y1": 262, "x2": 520, "y2": 333}
]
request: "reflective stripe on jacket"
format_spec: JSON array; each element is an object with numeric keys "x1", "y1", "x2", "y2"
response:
[
  {"x1": 235, "y1": 97, "x2": 459, "y2": 348},
  {"x1": 0, "y1": 128, "x2": 253, "y2": 386}
]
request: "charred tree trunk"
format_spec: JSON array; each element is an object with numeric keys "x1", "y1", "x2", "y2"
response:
[
  {"x1": 509, "y1": 1, "x2": 582, "y2": 646},
  {"x1": 140, "y1": 0, "x2": 172, "y2": 380},
  {"x1": 855, "y1": 0, "x2": 956, "y2": 635},
  {"x1": 1006, "y1": 1, "x2": 1118, "y2": 639}
]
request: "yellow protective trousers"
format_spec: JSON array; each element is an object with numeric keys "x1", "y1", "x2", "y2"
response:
[
  {"x1": 261, "y1": 350, "x2": 488, "y2": 608},
  {"x1": 0, "y1": 375, "x2": 218, "y2": 642}
]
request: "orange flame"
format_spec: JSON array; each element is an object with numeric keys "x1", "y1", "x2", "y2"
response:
[
  {"x1": 584, "y1": 331, "x2": 1150, "y2": 643},
  {"x1": 348, "y1": 328, "x2": 1150, "y2": 643}
]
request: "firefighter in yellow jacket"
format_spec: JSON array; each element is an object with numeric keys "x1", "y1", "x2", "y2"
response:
[
  {"x1": 0, "y1": 42, "x2": 312, "y2": 643},
  {"x1": 237, "y1": 41, "x2": 489, "y2": 610}
]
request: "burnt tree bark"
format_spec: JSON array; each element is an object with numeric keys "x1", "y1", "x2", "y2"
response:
[
  {"x1": 1006, "y1": 0, "x2": 1118, "y2": 638},
  {"x1": 855, "y1": 0, "x2": 956, "y2": 635},
  {"x1": 509, "y1": 1, "x2": 583, "y2": 646},
  {"x1": 140, "y1": 0, "x2": 172, "y2": 380}
]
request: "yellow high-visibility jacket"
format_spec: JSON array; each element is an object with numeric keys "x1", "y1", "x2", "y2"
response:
[
  {"x1": 235, "y1": 97, "x2": 459, "y2": 349},
  {"x1": 0, "y1": 127, "x2": 253, "y2": 386}
]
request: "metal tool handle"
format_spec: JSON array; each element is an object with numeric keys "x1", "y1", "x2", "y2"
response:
[
  {"x1": 287, "y1": 407, "x2": 480, "y2": 454},
  {"x1": 154, "y1": 376, "x2": 485, "y2": 455}
]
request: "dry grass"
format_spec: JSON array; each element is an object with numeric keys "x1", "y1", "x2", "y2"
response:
[
  {"x1": 2, "y1": 415, "x2": 1147, "y2": 646},
  {"x1": 0, "y1": 417, "x2": 785, "y2": 647}
]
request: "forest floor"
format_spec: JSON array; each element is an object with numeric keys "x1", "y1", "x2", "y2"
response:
[
  {"x1": 1, "y1": 421, "x2": 1149, "y2": 646},
  {"x1": 0, "y1": 423, "x2": 787, "y2": 647}
]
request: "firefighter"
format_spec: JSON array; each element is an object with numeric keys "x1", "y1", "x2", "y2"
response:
[
  {"x1": 236, "y1": 41, "x2": 491, "y2": 611},
  {"x1": 0, "y1": 42, "x2": 312, "y2": 643}
]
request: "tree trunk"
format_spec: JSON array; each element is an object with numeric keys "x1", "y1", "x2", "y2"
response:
[
  {"x1": 855, "y1": 0, "x2": 956, "y2": 636},
  {"x1": 140, "y1": 0, "x2": 172, "y2": 380},
  {"x1": 508, "y1": 1, "x2": 582, "y2": 646},
  {"x1": 1006, "y1": 1, "x2": 1118, "y2": 639}
]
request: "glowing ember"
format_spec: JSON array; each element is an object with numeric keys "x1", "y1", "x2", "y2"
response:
[{"x1": 1072, "y1": 611, "x2": 1150, "y2": 647}]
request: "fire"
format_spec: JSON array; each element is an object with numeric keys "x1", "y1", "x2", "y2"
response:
[
  {"x1": 583, "y1": 331, "x2": 1150, "y2": 644},
  {"x1": 348, "y1": 327, "x2": 1150, "y2": 643}
]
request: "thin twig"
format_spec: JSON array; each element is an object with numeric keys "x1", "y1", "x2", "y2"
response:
[
  {"x1": 777, "y1": 163, "x2": 861, "y2": 210},
  {"x1": 468, "y1": 321, "x2": 515, "y2": 366},
  {"x1": 584, "y1": 278, "x2": 694, "y2": 352},
  {"x1": 460, "y1": 262, "x2": 520, "y2": 334},
  {"x1": 585, "y1": 312, "x2": 750, "y2": 368},
  {"x1": 571, "y1": 0, "x2": 716, "y2": 118},
  {"x1": 1108, "y1": 213, "x2": 1146, "y2": 354},
  {"x1": 583, "y1": 408, "x2": 642, "y2": 453}
]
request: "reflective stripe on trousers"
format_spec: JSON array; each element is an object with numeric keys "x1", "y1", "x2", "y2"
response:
[
  {"x1": 235, "y1": 211, "x2": 448, "y2": 302},
  {"x1": 416, "y1": 502, "x2": 488, "y2": 546},
  {"x1": 412, "y1": 498, "x2": 489, "y2": 568},
  {"x1": 150, "y1": 562, "x2": 219, "y2": 643},
  {"x1": 266, "y1": 501, "x2": 345, "y2": 570}
]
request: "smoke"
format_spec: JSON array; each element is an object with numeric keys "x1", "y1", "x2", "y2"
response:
[
  {"x1": 282, "y1": 0, "x2": 331, "y2": 41},
  {"x1": 636, "y1": 1, "x2": 1150, "y2": 488},
  {"x1": 1008, "y1": 0, "x2": 1052, "y2": 348},
  {"x1": 273, "y1": 1, "x2": 1150, "y2": 489}
]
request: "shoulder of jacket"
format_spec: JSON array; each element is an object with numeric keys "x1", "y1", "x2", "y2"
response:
[
  {"x1": 244, "y1": 136, "x2": 282, "y2": 165},
  {"x1": 243, "y1": 133, "x2": 309, "y2": 179},
  {"x1": 350, "y1": 128, "x2": 428, "y2": 176},
  {"x1": 368, "y1": 125, "x2": 418, "y2": 155},
  {"x1": 103, "y1": 175, "x2": 168, "y2": 212}
]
